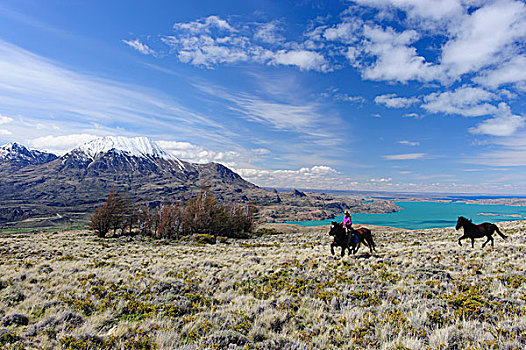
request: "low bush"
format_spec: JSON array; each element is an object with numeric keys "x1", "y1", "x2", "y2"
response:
[{"x1": 89, "y1": 190, "x2": 256, "y2": 240}]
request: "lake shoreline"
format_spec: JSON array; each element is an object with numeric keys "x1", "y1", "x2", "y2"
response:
[{"x1": 285, "y1": 200, "x2": 526, "y2": 230}]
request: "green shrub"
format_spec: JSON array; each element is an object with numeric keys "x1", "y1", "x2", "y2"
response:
[
  {"x1": 255, "y1": 227, "x2": 283, "y2": 236},
  {"x1": 192, "y1": 234, "x2": 216, "y2": 245}
]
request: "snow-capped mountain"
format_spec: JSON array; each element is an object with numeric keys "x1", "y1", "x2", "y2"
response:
[
  {"x1": 0, "y1": 136, "x2": 266, "y2": 225},
  {"x1": 0, "y1": 142, "x2": 57, "y2": 166},
  {"x1": 61, "y1": 136, "x2": 191, "y2": 173},
  {"x1": 78, "y1": 136, "x2": 177, "y2": 162}
]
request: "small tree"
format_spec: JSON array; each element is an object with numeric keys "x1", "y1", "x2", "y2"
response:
[
  {"x1": 157, "y1": 203, "x2": 181, "y2": 239},
  {"x1": 90, "y1": 189, "x2": 122, "y2": 238}
]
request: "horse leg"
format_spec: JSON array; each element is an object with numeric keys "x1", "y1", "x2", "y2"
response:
[
  {"x1": 458, "y1": 235, "x2": 466, "y2": 246},
  {"x1": 482, "y1": 235, "x2": 492, "y2": 248},
  {"x1": 341, "y1": 246, "x2": 345, "y2": 257},
  {"x1": 331, "y1": 243, "x2": 335, "y2": 255},
  {"x1": 471, "y1": 238, "x2": 474, "y2": 248}
]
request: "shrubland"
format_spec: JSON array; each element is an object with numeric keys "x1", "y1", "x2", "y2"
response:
[
  {"x1": 89, "y1": 190, "x2": 256, "y2": 240},
  {"x1": 1, "y1": 220, "x2": 526, "y2": 349}
]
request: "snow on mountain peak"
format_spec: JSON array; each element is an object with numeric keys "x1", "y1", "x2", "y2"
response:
[
  {"x1": 77, "y1": 136, "x2": 179, "y2": 162},
  {"x1": 0, "y1": 142, "x2": 57, "y2": 164}
]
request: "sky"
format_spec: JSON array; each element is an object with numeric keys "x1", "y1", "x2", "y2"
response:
[{"x1": 1, "y1": 0, "x2": 526, "y2": 195}]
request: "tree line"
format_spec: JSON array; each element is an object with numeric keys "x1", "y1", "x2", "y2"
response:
[{"x1": 89, "y1": 189, "x2": 256, "y2": 239}]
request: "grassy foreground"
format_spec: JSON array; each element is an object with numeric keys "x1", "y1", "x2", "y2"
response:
[{"x1": 1, "y1": 221, "x2": 526, "y2": 349}]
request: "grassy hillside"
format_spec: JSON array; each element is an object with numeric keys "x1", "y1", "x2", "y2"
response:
[{"x1": 1, "y1": 221, "x2": 526, "y2": 349}]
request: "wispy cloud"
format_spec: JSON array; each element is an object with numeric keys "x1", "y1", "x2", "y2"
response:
[
  {"x1": 403, "y1": 112, "x2": 422, "y2": 119},
  {"x1": 383, "y1": 153, "x2": 426, "y2": 160},
  {"x1": 192, "y1": 80, "x2": 341, "y2": 139},
  {"x1": 321, "y1": 88, "x2": 365, "y2": 103},
  {"x1": 375, "y1": 93, "x2": 420, "y2": 108},
  {"x1": 0, "y1": 39, "x2": 242, "y2": 151},
  {"x1": 398, "y1": 140, "x2": 420, "y2": 147},
  {"x1": 254, "y1": 21, "x2": 286, "y2": 44},
  {"x1": 122, "y1": 39, "x2": 156, "y2": 56},
  {"x1": 0, "y1": 114, "x2": 13, "y2": 125}
]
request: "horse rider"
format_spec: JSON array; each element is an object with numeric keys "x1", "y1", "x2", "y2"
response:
[
  {"x1": 342, "y1": 210, "x2": 353, "y2": 232},
  {"x1": 343, "y1": 210, "x2": 359, "y2": 245}
]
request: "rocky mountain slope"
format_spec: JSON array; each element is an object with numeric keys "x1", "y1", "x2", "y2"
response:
[
  {"x1": 0, "y1": 136, "x2": 399, "y2": 226},
  {"x1": 0, "y1": 143, "x2": 57, "y2": 167}
]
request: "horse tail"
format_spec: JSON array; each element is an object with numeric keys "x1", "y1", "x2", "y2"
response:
[{"x1": 495, "y1": 226, "x2": 507, "y2": 239}]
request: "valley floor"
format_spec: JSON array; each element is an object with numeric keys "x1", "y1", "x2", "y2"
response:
[{"x1": 1, "y1": 221, "x2": 526, "y2": 349}]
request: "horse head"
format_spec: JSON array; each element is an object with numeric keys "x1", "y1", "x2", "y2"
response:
[
  {"x1": 329, "y1": 221, "x2": 341, "y2": 236},
  {"x1": 456, "y1": 216, "x2": 471, "y2": 230}
]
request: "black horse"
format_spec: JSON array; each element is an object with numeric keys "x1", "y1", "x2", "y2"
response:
[
  {"x1": 328, "y1": 221, "x2": 376, "y2": 256},
  {"x1": 455, "y1": 216, "x2": 507, "y2": 248}
]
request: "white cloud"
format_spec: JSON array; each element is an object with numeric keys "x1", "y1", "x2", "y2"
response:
[
  {"x1": 323, "y1": 20, "x2": 360, "y2": 43},
  {"x1": 422, "y1": 86, "x2": 499, "y2": 117},
  {"x1": 383, "y1": 153, "x2": 426, "y2": 160},
  {"x1": 353, "y1": 0, "x2": 464, "y2": 23},
  {"x1": 403, "y1": 112, "x2": 422, "y2": 119},
  {"x1": 321, "y1": 88, "x2": 366, "y2": 103},
  {"x1": 157, "y1": 140, "x2": 240, "y2": 165},
  {"x1": 162, "y1": 35, "x2": 252, "y2": 68},
  {"x1": 235, "y1": 165, "x2": 344, "y2": 188},
  {"x1": 361, "y1": 25, "x2": 439, "y2": 83},
  {"x1": 375, "y1": 93, "x2": 420, "y2": 108},
  {"x1": 173, "y1": 15, "x2": 235, "y2": 34},
  {"x1": 469, "y1": 103, "x2": 525, "y2": 136},
  {"x1": 369, "y1": 177, "x2": 391, "y2": 182},
  {"x1": 122, "y1": 39, "x2": 156, "y2": 56},
  {"x1": 0, "y1": 114, "x2": 13, "y2": 124},
  {"x1": 270, "y1": 50, "x2": 329, "y2": 71},
  {"x1": 398, "y1": 140, "x2": 420, "y2": 146},
  {"x1": 254, "y1": 21, "x2": 285, "y2": 44},
  {"x1": 251, "y1": 148, "x2": 270, "y2": 155},
  {"x1": 0, "y1": 129, "x2": 12, "y2": 135},
  {"x1": 476, "y1": 55, "x2": 526, "y2": 89},
  {"x1": 441, "y1": 0, "x2": 526, "y2": 77},
  {"x1": 159, "y1": 17, "x2": 330, "y2": 72},
  {"x1": 30, "y1": 134, "x2": 99, "y2": 155}
]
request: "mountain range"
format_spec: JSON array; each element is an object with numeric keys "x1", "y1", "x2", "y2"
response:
[{"x1": 0, "y1": 136, "x2": 398, "y2": 227}]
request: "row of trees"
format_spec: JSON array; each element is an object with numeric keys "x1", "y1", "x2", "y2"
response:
[{"x1": 89, "y1": 189, "x2": 256, "y2": 239}]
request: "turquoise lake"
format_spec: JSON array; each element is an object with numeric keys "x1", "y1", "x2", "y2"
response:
[{"x1": 287, "y1": 201, "x2": 526, "y2": 230}]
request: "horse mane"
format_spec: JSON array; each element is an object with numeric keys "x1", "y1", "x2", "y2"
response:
[{"x1": 459, "y1": 216, "x2": 473, "y2": 224}]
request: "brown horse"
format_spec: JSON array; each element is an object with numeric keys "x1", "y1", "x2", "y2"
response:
[
  {"x1": 455, "y1": 216, "x2": 507, "y2": 248},
  {"x1": 328, "y1": 222, "x2": 376, "y2": 256}
]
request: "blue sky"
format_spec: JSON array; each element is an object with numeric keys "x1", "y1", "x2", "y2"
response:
[{"x1": 1, "y1": 0, "x2": 526, "y2": 194}]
